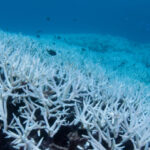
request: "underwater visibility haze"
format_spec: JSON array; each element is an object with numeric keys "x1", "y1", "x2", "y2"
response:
[
  {"x1": 0, "y1": 0, "x2": 150, "y2": 150},
  {"x1": 0, "y1": 0, "x2": 150, "y2": 42}
]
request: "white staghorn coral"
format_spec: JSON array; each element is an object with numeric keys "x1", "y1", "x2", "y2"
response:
[
  {"x1": 0, "y1": 41, "x2": 90, "y2": 149},
  {"x1": 74, "y1": 81, "x2": 150, "y2": 150},
  {"x1": 0, "y1": 31, "x2": 150, "y2": 150}
]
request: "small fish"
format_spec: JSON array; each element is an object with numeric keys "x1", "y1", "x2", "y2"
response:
[
  {"x1": 46, "y1": 17, "x2": 51, "y2": 21},
  {"x1": 36, "y1": 34, "x2": 40, "y2": 38},
  {"x1": 47, "y1": 49, "x2": 57, "y2": 56}
]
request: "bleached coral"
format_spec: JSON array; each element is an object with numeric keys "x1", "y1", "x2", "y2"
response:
[
  {"x1": 74, "y1": 81, "x2": 150, "y2": 150},
  {"x1": 0, "y1": 31, "x2": 150, "y2": 150},
  {"x1": 0, "y1": 42, "x2": 89, "y2": 149}
]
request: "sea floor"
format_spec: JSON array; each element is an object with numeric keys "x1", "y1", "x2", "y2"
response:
[{"x1": 40, "y1": 33, "x2": 150, "y2": 87}]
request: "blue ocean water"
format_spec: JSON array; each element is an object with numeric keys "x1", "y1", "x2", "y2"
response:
[{"x1": 0, "y1": 0, "x2": 150, "y2": 43}]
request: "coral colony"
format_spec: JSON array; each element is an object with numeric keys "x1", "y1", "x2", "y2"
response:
[{"x1": 0, "y1": 31, "x2": 150, "y2": 150}]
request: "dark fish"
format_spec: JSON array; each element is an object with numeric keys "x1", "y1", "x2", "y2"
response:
[
  {"x1": 46, "y1": 17, "x2": 51, "y2": 21},
  {"x1": 47, "y1": 49, "x2": 57, "y2": 56},
  {"x1": 36, "y1": 34, "x2": 40, "y2": 38}
]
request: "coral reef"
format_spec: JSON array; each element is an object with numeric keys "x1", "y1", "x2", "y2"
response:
[{"x1": 0, "y1": 31, "x2": 150, "y2": 150}]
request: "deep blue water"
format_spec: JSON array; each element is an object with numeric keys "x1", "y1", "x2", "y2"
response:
[{"x1": 0, "y1": 0, "x2": 150, "y2": 43}]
